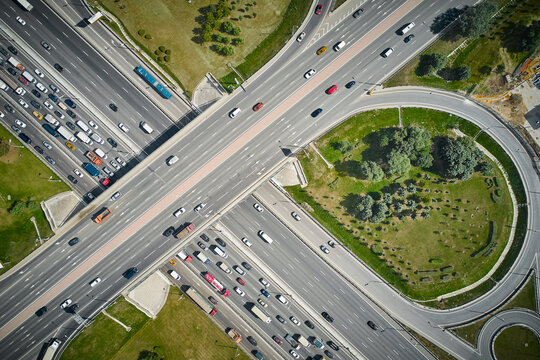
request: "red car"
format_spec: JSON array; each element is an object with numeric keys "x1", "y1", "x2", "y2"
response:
[
  {"x1": 326, "y1": 85, "x2": 338, "y2": 94},
  {"x1": 253, "y1": 102, "x2": 263, "y2": 111},
  {"x1": 273, "y1": 335, "x2": 283, "y2": 345},
  {"x1": 315, "y1": 4, "x2": 323, "y2": 15},
  {"x1": 237, "y1": 277, "x2": 246, "y2": 286},
  {"x1": 100, "y1": 178, "x2": 111, "y2": 186},
  {"x1": 19, "y1": 76, "x2": 28, "y2": 85}
]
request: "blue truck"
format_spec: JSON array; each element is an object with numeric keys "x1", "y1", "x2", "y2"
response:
[
  {"x1": 42, "y1": 123, "x2": 59, "y2": 138},
  {"x1": 84, "y1": 163, "x2": 100, "y2": 177}
]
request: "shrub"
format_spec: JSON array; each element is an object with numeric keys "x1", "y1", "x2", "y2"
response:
[
  {"x1": 222, "y1": 36, "x2": 231, "y2": 44},
  {"x1": 154, "y1": 50, "x2": 162, "y2": 55},
  {"x1": 440, "y1": 265, "x2": 454, "y2": 272},
  {"x1": 138, "y1": 29, "x2": 145, "y2": 36},
  {"x1": 165, "y1": 49, "x2": 171, "y2": 54},
  {"x1": 429, "y1": 258, "x2": 444, "y2": 264},
  {"x1": 144, "y1": 34, "x2": 152, "y2": 39},
  {"x1": 27, "y1": 201, "x2": 38, "y2": 211},
  {"x1": 493, "y1": 177, "x2": 500, "y2": 187},
  {"x1": 371, "y1": 244, "x2": 383, "y2": 255},
  {"x1": 233, "y1": 26, "x2": 242, "y2": 36},
  {"x1": 9, "y1": 200, "x2": 26, "y2": 216},
  {"x1": 440, "y1": 274, "x2": 451, "y2": 280},
  {"x1": 164, "y1": 56, "x2": 170, "y2": 62},
  {"x1": 232, "y1": 37, "x2": 244, "y2": 46},
  {"x1": 158, "y1": 46, "x2": 166, "y2": 52},
  {"x1": 420, "y1": 277, "x2": 433, "y2": 282}
]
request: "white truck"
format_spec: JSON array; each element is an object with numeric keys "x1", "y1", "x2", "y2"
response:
[
  {"x1": 250, "y1": 304, "x2": 271, "y2": 323},
  {"x1": 8, "y1": 57, "x2": 24, "y2": 71},
  {"x1": 17, "y1": 0, "x2": 34, "y2": 11},
  {"x1": 56, "y1": 125, "x2": 76, "y2": 142},
  {"x1": 22, "y1": 70, "x2": 36, "y2": 83},
  {"x1": 42, "y1": 339, "x2": 60, "y2": 360},
  {"x1": 75, "y1": 131, "x2": 93, "y2": 145},
  {"x1": 195, "y1": 251, "x2": 211, "y2": 265},
  {"x1": 295, "y1": 334, "x2": 310, "y2": 347},
  {"x1": 0, "y1": 79, "x2": 7, "y2": 91}
]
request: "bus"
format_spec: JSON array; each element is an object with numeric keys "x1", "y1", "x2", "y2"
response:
[
  {"x1": 93, "y1": 208, "x2": 111, "y2": 223},
  {"x1": 204, "y1": 272, "x2": 229, "y2": 297},
  {"x1": 185, "y1": 286, "x2": 216, "y2": 316},
  {"x1": 250, "y1": 304, "x2": 271, "y2": 323},
  {"x1": 135, "y1": 66, "x2": 172, "y2": 99},
  {"x1": 87, "y1": 11, "x2": 103, "y2": 24}
]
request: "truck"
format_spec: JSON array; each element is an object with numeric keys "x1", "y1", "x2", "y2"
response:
[
  {"x1": 195, "y1": 251, "x2": 211, "y2": 265},
  {"x1": 250, "y1": 304, "x2": 271, "y2": 323},
  {"x1": 75, "y1": 131, "x2": 93, "y2": 145},
  {"x1": 16, "y1": 0, "x2": 34, "y2": 11},
  {"x1": 212, "y1": 245, "x2": 228, "y2": 258},
  {"x1": 56, "y1": 125, "x2": 76, "y2": 142},
  {"x1": 227, "y1": 328, "x2": 242, "y2": 343},
  {"x1": 123, "y1": 267, "x2": 138, "y2": 279},
  {"x1": 185, "y1": 286, "x2": 216, "y2": 316},
  {"x1": 8, "y1": 57, "x2": 24, "y2": 71},
  {"x1": 204, "y1": 272, "x2": 229, "y2": 297},
  {"x1": 84, "y1": 163, "x2": 100, "y2": 177},
  {"x1": 87, "y1": 11, "x2": 103, "y2": 24},
  {"x1": 85, "y1": 151, "x2": 103, "y2": 165},
  {"x1": 174, "y1": 223, "x2": 195, "y2": 239},
  {"x1": 295, "y1": 334, "x2": 310, "y2": 347},
  {"x1": 176, "y1": 249, "x2": 192, "y2": 262},
  {"x1": 0, "y1": 71, "x2": 20, "y2": 91},
  {"x1": 41, "y1": 339, "x2": 60, "y2": 360},
  {"x1": 0, "y1": 79, "x2": 7, "y2": 91},
  {"x1": 93, "y1": 207, "x2": 111, "y2": 224},
  {"x1": 284, "y1": 334, "x2": 300, "y2": 350},
  {"x1": 42, "y1": 124, "x2": 59, "y2": 138}
]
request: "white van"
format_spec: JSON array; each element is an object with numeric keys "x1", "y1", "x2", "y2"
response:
[
  {"x1": 22, "y1": 71, "x2": 36, "y2": 84},
  {"x1": 0, "y1": 80, "x2": 8, "y2": 91},
  {"x1": 333, "y1": 41, "x2": 345, "y2": 51},
  {"x1": 381, "y1": 48, "x2": 394, "y2": 58},
  {"x1": 258, "y1": 230, "x2": 273, "y2": 244},
  {"x1": 140, "y1": 121, "x2": 154, "y2": 134},
  {"x1": 75, "y1": 131, "x2": 93, "y2": 145},
  {"x1": 76, "y1": 120, "x2": 90, "y2": 133},
  {"x1": 166, "y1": 155, "x2": 179, "y2": 166},
  {"x1": 212, "y1": 245, "x2": 228, "y2": 258},
  {"x1": 398, "y1": 22, "x2": 415, "y2": 35},
  {"x1": 229, "y1": 108, "x2": 241, "y2": 118},
  {"x1": 90, "y1": 132, "x2": 104, "y2": 144},
  {"x1": 276, "y1": 294, "x2": 289, "y2": 305},
  {"x1": 94, "y1": 148, "x2": 108, "y2": 159},
  {"x1": 168, "y1": 270, "x2": 181, "y2": 281},
  {"x1": 44, "y1": 114, "x2": 59, "y2": 126}
]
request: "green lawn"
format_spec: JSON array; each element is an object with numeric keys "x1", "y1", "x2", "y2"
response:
[
  {"x1": 0, "y1": 127, "x2": 69, "y2": 274},
  {"x1": 61, "y1": 291, "x2": 250, "y2": 360},
  {"x1": 494, "y1": 326, "x2": 540, "y2": 360},
  {"x1": 286, "y1": 108, "x2": 514, "y2": 299}
]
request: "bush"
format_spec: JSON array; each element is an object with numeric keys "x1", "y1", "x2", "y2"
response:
[
  {"x1": 476, "y1": 161, "x2": 494, "y2": 176},
  {"x1": 233, "y1": 26, "x2": 242, "y2": 36},
  {"x1": 232, "y1": 37, "x2": 244, "y2": 46},
  {"x1": 158, "y1": 46, "x2": 165, "y2": 52},
  {"x1": 144, "y1": 34, "x2": 152, "y2": 39},
  {"x1": 222, "y1": 36, "x2": 231, "y2": 44},
  {"x1": 138, "y1": 29, "x2": 145, "y2": 36},
  {"x1": 495, "y1": 189, "x2": 502, "y2": 197},
  {"x1": 371, "y1": 244, "x2": 383, "y2": 255},
  {"x1": 9, "y1": 201, "x2": 26, "y2": 216},
  {"x1": 164, "y1": 56, "x2": 170, "y2": 62},
  {"x1": 165, "y1": 49, "x2": 171, "y2": 55},
  {"x1": 440, "y1": 265, "x2": 453, "y2": 272},
  {"x1": 420, "y1": 277, "x2": 433, "y2": 282},
  {"x1": 27, "y1": 201, "x2": 38, "y2": 211},
  {"x1": 429, "y1": 258, "x2": 444, "y2": 264}
]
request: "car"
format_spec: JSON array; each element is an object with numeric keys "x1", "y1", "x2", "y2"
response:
[
  {"x1": 33, "y1": 110, "x2": 43, "y2": 120},
  {"x1": 404, "y1": 34, "x2": 415, "y2": 43},
  {"x1": 60, "y1": 299, "x2": 72, "y2": 309},
  {"x1": 247, "y1": 336, "x2": 257, "y2": 346},
  {"x1": 65, "y1": 99, "x2": 76, "y2": 109},
  {"x1": 65, "y1": 142, "x2": 75, "y2": 151},
  {"x1": 34, "y1": 146, "x2": 44, "y2": 154},
  {"x1": 290, "y1": 316, "x2": 300, "y2": 326},
  {"x1": 320, "y1": 245, "x2": 330, "y2": 254},
  {"x1": 242, "y1": 261, "x2": 252, "y2": 270},
  {"x1": 73, "y1": 169, "x2": 83, "y2": 178},
  {"x1": 163, "y1": 226, "x2": 175, "y2": 237},
  {"x1": 345, "y1": 81, "x2": 356, "y2": 89},
  {"x1": 7, "y1": 67, "x2": 17, "y2": 76},
  {"x1": 87, "y1": 192, "x2": 95, "y2": 201},
  {"x1": 304, "y1": 69, "x2": 316, "y2": 79},
  {"x1": 10, "y1": 125, "x2": 20, "y2": 135},
  {"x1": 54, "y1": 63, "x2": 64, "y2": 72},
  {"x1": 197, "y1": 241, "x2": 207, "y2": 251},
  {"x1": 381, "y1": 47, "x2": 394, "y2": 58},
  {"x1": 289, "y1": 350, "x2": 299, "y2": 359},
  {"x1": 18, "y1": 76, "x2": 28, "y2": 85},
  {"x1": 69, "y1": 175, "x2": 79, "y2": 185},
  {"x1": 103, "y1": 167, "x2": 114, "y2": 177},
  {"x1": 18, "y1": 133, "x2": 31, "y2": 144},
  {"x1": 328, "y1": 240, "x2": 336, "y2": 248},
  {"x1": 88, "y1": 120, "x2": 98, "y2": 130},
  {"x1": 194, "y1": 203, "x2": 205, "y2": 212},
  {"x1": 200, "y1": 233, "x2": 210, "y2": 242},
  {"x1": 15, "y1": 119, "x2": 26, "y2": 128},
  {"x1": 36, "y1": 82, "x2": 48, "y2": 93},
  {"x1": 68, "y1": 237, "x2": 79, "y2": 246},
  {"x1": 229, "y1": 107, "x2": 241, "y2": 118},
  {"x1": 0, "y1": 111, "x2": 3, "y2": 118},
  {"x1": 258, "y1": 298, "x2": 268, "y2": 307},
  {"x1": 169, "y1": 258, "x2": 177, "y2": 266},
  {"x1": 68, "y1": 303, "x2": 79, "y2": 313},
  {"x1": 50, "y1": 84, "x2": 59, "y2": 93},
  {"x1": 327, "y1": 341, "x2": 339, "y2": 351},
  {"x1": 326, "y1": 85, "x2": 338, "y2": 94},
  {"x1": 43, "y1": 100, "x2": 53, "y2": 110},
  {"x1": 118, "y1": 123, "x2": 129, "y2": 132},
  {"x1": 323, "y1": 350, "x2": 334, "y2": 359},
  {"x1": 237, "y1": 277, "x2": 246, "y2": 286},
  {"x1": 353, "y1": 8, "x2": 364, "y2": 18},
  {"x1": 234, "y1": 265, "x2": 245, "y2": 275},
  {"x1": 0, "y1": 47, "x2": 8, "y2": 57},
  {"x1": 241, "y1": 237, "x2": 252, "y2": 247},
  {"x1": 34, "y1": 68, "x2": 44, "y2": 78},
  {"x1": 41, "y1": 41, "x2": 51, "y2": 51},
  {"x1": 367, "y1": 320, "x2": 379, "y2": 330},
  {"x1": 277, "y1": 294, "x2": 289, "y2": 305},
  {"x1": 110, "y1": 192, "x2": 121, "y2": 201},
  {"x1": 322, "y1": 311, "x2": 334, "y2": 323},
  {"x1": 8, "y1": 45, "x2": 18, "y2": 55},
  {"x1": 5, "y1": 104, "x2": 15, "y2": 113},
  {"x1": 234, "y1": 287, "x2": 245, "y2": 296},
  {"x1": 259, "y1": 278, "x2": 269, "y2": 288},
  {"x1": 30, "y1": 100, "x2": 41, "y2": 109},
  {"x1": 276, "y1": 315, "x2": 286, "y2": 324},
  {"x1": 108, "y1": 138, "x2": 118, "y2": 148},
  {"x1": 45, "y1": 157, "x2": 55, "y2": 165},
  {"x1": 16, "y1": 16, "x2": 26, "y2": 25},
  {"x1": 15, "y1": 87, "x2": 26, "y2": 96},
  {"x1": 66, "y1": 123, "x2": 78, "y2": 132},
  {"x1": 305, "y1": 320, "x2": 315, "y2": 329},
  {"x1": 173, "y1": 207, "x2": 185, "y2": 217},
  {"x1": 253, "y1": 203, "x2": 263, "y2": 212},
  {"x1": 215, "y1": 237, "x2": 226, "y2": 247},
  {"x1": 291, "y1": 211, "x2": 301, "y2": 221},
  {"x1": 48, "y1": 93, "x2": 58, "y2": 103},
  {"x1": 296, "y1": 32, "x2": 305, "y2": 42},
  {"x1": 66, "y1": 110, "x2": 76, "y2": 118},
  {"x1": 35, "y1": 306, "x2": 47, "y2": 317},
  {"x1": 109, "y1": 103, "x2": 118, "y2": 112},
  {"x1": 209, "y1": 296, "x2": 218, "y2": 305},
  {"x1": 100, "y1": 178, "x2": 110, "y2": 186},
  {"x1": 89, "y1": 277, "x2": 102, "y2": 287},
  {"x1": 273, "y1": 335, "x2": 283, "y2": 345},
  {"x1": 316, "y1": 46, "x2": 327, "y2": 55},
  {"x1": 261, "y1": 289, "x2": 271, "y2": 298},
  {"x1": 31, "y1": 89, "x2": 42, "y2": 98},
  {"x1": 315, "y1": 4, "x2": 323, "y2": 14},
  {"x1": 55, "y1": 111, "x2": 66, "y2": 119},
  {"x1": 110, "y1": 160, "x2": 121, "y2": 170}
]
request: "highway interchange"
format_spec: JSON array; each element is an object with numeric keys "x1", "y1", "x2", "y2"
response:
[{"x1": 1, "y1": 0, "x2": 539, "y2": 359}]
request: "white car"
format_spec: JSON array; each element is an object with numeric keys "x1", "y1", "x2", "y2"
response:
[
  {"x1": 18, "y1": 99, "x2": 28, "y2": 108},
  {"x1": 0, "y1": 111, "x2": 4, "y2": 118},
  {"x1": 233, "y1": 265, "x2": 245, "y2": 276},
  {"x1": 291, "y1": 211, "x2": 301, "y2": 221},
  {"x1": 296, "y1": 32, "x2": 305, "y2": 42},
  {"x1": 110, "y1": 191, "x2": 121, "y2": 201},
  {"x1": 36, "y1": 82, "x2": 48, "y2": 93},
  {"x1": 289, "y1": 350, "x2": 299, "y2": 359},
  {"x1": 116, "y1": 157, "x2": 126, "y2": 167},
  {"x1": 42, "y1": 141, "x2": 52, "y2": 150},
  {"x1": 277, "y1": 294, "x2": 289, "y2": 305},
  {"x1": 118, "y1": 123, "x2": 129, "y2": 133},
  {"x1": 290, "y1": 316, "x2": 301, "y2": 326},
  {"x1": 259, "y1": 278, "x2": 269, "y2": 288},
  {"x1": 174, "y1": 207, "x2": 185, "y2": 217},
  {"x1": 88, "y1": 120, "x2": 98, "y2": 130},
  {"x1": 194, "y1": 203, "x2": 205, "y2": 212},
  {"x1": 169, "y1": 270, "x2": 181, "y2": 281},
  {"x1": 257, "y1": 298, "x2": 268, "y2": 307},
  {"x1": 253, "y1": 203, "x2": 263, "y2": 212},
  {"x1": 320, "y1": 245, "x2": 330, "y2": 254},
  {"x1": 16, "y1": 16, "x2": 26, "y2": 25},
  {"x1": 34, "y1": 68, "x2": 44, "y2": 78},
  {"x1": 103, "y1": 167, "x2": 114, "y2": 177},
  {"x1": 241, "y1": 237, "x2": 252, "y2": 247},
  {"x1": 15, "y1": 87, "x2": 26, "y2": 95},
  {"x1": 43, "y1": 100, "x2": 53, "y2": 110},
  {"x1": 304, "y1": 69, "x2": 316, "y2": 79},
  {"x1": 110, "y1": 160, "x2": 120, "y2": 170},
  {"x1": 73, "y1": 169, "x2": 83, "y2": 178},
  {"x1": 234, "y1": 286, "x2": 245, "y2": 296},
  {"x1": 60, "y1": 298, "x2": 72, "y2": 309},
  {"x1": 89, "y1": 277, "x2": 101, "y2": 287},
  {"x1": 15, "y1": 119, "x2": 26, "y2": 128}
]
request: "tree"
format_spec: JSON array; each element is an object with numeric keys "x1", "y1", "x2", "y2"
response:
[
  {"x1": 9, "y1": 201, "x2": 26, "y2": 216},
  {"x1": 383, "y1": 192, "x2": 393, "y2": 205},
  {"x1": 370, "y1": 202, "x2": 388, "y2": 223},
  {"x1": 414, "y1": 150, "x2": 433, "y2": 169},
  {"x1": 458, "y1": 1, "x2": 497, "y2": 38},
  {"x1": 495, "y1": 64, "x2": 505, "y2": 74},
  {"x1": 476, "y1": 161, "x2": 494, "y2": 176},
  {"x1": 359, "y1": 161, "x2": 384, "y2": 182},
  {"x1": 439, "y1": 136, "x2": 484, "y2": 179},
  {"x1": 387, "y1": 151, "x2": 411, "y2": 176},
  {"x1": 222, "y1": 36, "x2": 231, "y2": 44},
  {"x1": 232, "y1": 37, "x2": 244, "y2": 46},
  {"x1": 337, "y1": 140, "x2": 354, "y2": 154},
  {"x1": 397, "y1": 187, "x2": 407, "y2": 198},
  {"x1": 355, "y1": 195, "x2": 373, "y2": 221},
  {"x1": 416, "y1": 53, "x2": 447, "y2": 76},
  {"x1": 407, "y1": 183, "x2": 417, "y2": 193},
  {"x1": 233, "y1": 26, "x2": 242, "y2": 36},
  {"x1": 221, "y1": 21, "x2": 234, "y2": 34},
  {"x1": 453, "y1": 65, "x2": 470, "y2": 80},
  {"x1": 223, "y1": 46, "x2": 235, "y2": 56},
  {"x1": 201, "y1": 31, "x2": 212, "y2": 43}
]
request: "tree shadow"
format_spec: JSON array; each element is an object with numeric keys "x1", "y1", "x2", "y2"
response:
[
  {"x1": 430, "y1": 7, "x2": 467, "y2": 34},
  {"x1": 334, "y1": 159, "x2": 362, "y2": 178},
  {"x1": 341, "y1": 193, "x2": 361, "y2": 216}
]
